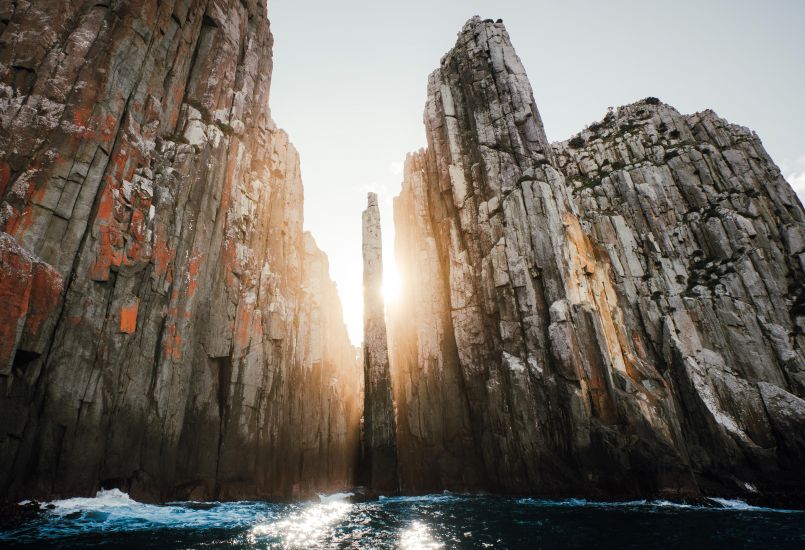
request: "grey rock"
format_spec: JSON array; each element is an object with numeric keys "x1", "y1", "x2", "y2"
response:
[
  {"x1": 0, "y1": 0, "x2": 360, "y2": 502},
  {"x1": 389, "y1": 16, "x2": 805, "y2": 500},
  {"x1": 362, "y1": 192, "x2": 398, "y2": 492}
]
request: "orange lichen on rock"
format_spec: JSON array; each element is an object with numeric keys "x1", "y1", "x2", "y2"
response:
[
  {"x1": 100, "y1": 114, "x2": 118, "y2": 144},
  {"x1": 4, "y1": 205, "x2": 33, "y2": 238},
  {"x1": 0, "y1": 0, "x2": 364, "y2": 504},
  {"x1": 185, "y1": 252, "x2": 203, "y2": 298},
  {"x1": 119, "y1": 298, "x2": 140, "y2": 334},
  {"x1": 124, "y1": 208, "x2": 148, "y2": 266},
  {"x1": 89, "y1": 222, "x2": 125, "y2": 281},
  {"x1": 73, "y1": 105, "x2": 92, "y2": 127},
  {"x1": 152, "y1": 228, "x2": 175, "y2": 283},
  {"x1": 0, "y1": 233, "x2": 62, "y2": 371},
  {"x1": 233, "y1": 299, "x2": 254, "y2": 357},
  {"x1": 71, "y1": 106, "x2": 119, "y2": 145},
  {"x1": 89, "y1": 183, "x2": 115, "y2": 281},
  {"x1": 89, "y1": 137, "x2": 149, "y2": 280},
  {"x1": 164, "y1": 322, "x2": 182, "y2": 361},
  {"x1": 0, "y1": 233, "x2": 34, "y2": 370}
]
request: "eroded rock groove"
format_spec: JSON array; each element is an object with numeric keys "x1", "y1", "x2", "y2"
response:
[{"x1": 388, "y1": 16, "x2": 805, "y2": 500}]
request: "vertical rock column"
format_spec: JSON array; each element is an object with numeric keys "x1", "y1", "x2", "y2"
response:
[
  {"x1": 389, "y1": 16, "x2": 805, "y2": 499},
  {"x1": 362, "y1": 192, "x2": 398, "y2": 492},
  {"x1": 389, "y1": 155, "x2": 485, "y2": 491},
  {"x1": 0, "y1": 0, "x2": 361, "y2": 502},
  {"x1": 389, "y1": 16, "x2": 692, "y2": 495}
]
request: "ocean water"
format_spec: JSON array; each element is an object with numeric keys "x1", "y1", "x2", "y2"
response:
[{"x1": 1, "y1": 489, "x2": 803, "y2": 549}]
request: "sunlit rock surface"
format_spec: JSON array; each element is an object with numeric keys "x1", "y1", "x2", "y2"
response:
[
  {"x1": 389, "y1": 16, "x2": 805, "y2": 499},
  {"x1": 0, "y1": 0, "x2": 360, "y2": 501},
  {"x1": 2, "y1": 2, "x2": 803, "y2": 505},
  {"x1": 362, "y1": 192, "x2": 398, "y2": 492}
]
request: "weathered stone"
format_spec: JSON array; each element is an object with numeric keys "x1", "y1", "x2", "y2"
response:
[
  {"x1": 0, "y1": 0, "x2": 360, "y2": 502},
  {"x1": 2, "y1": 5, "x2": 803, "y2": 505},
  {"x1": 362, "y1": 192, "x2": 398, "y2": 492},
  {"x1": 389, "y1": 16, "x2": 805, "y2": 501},
  {"x1": 0, "y1": 232, "x2": 63, "y2": 374}
]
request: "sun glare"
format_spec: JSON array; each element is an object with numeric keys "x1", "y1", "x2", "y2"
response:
[
  {"x1": 400, "y1": 520, "x2": 445, "y2": 549},
  {"x1": 382, "y1": 259, "x2": 402, "y2": 303},
  {"x1": 249, "y1": 499, "x2": 351, "y2": 546}
]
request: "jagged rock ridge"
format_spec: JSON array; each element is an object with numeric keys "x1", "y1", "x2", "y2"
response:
[
  {"x1": 0, "y1": 0, "x2": 360, "y2": 502},
  {"x1": 389, "y1": 16, "x2": 805, "y2": 500}
]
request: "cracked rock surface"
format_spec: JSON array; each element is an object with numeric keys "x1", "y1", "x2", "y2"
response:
[
  {"x1": 0, "y1": 0, "x2": 360, "y2": 502},
  {"x1": 389, "y1": 16, "x2": 805, "y2": 500},
  {"x1": 362, "y1": 192, "x2": 398, "y2": 492},
  {"x1": 2, "y1": 5, "x2": 803, "y2": 505}
]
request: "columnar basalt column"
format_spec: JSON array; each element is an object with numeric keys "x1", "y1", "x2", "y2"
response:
[
  {"x1": 362, "y1": 192, "x2": 398, "y2": 492},
  {"x1": 388, "y1": 15, "x2": 805, "y2": 500},
  {"x1": 0, "y1": 0, "x2": 361, "y2": 502}
]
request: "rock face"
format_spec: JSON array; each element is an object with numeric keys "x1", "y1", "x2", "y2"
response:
[
  {"x1": 0, "y1": 0, "x2": 360, "y2": 502},
  {"x1": 362, "y1": 192, "x2": 398, "y2": 492},
  {"x1": 2, "y1": 3, "x2": 803, "y2": 505},
  {"x1": 389, "y1": 16, "x2": 805, "y2": 499}
]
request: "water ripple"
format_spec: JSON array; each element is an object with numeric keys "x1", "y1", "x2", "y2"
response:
[{"x1": 1, "y1": 490, "x2": 803, "y2": 548}]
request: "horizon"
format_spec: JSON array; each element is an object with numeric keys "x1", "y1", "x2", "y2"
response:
[{"x1": 269, "y1": 1, "x2": 805, "y2": 344}]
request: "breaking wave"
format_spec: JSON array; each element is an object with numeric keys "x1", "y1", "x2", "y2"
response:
[
  {"x1": 515, "y1": 496, "x2": 799, "y2": 513},
  {"x1": 378, "y1": 490, "x2": 462, "y2": 504},
  {"x1": 1, "y1": 489, "x2": 802, "y2": 548},
  {"x1": 3, "y1": 489, "x2": 274, "y2": 540}
]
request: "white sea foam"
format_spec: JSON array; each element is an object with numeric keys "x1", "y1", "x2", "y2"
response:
[
  {"x1": 317, "y1": 491, "x2": 354, "y2": 503},
  {"x1": 706, "y1": 498, "x2": 770, "y2": 511},
  {"x1": 3, "y1": 488, "x2": 801, "y2": 544},
  {"x1": 704, "y1": 497, "x2": 802, "y2": 513},
  {"x1": 515, "y1": 496, "x2": 798, "y2": 513},
  {"x1": 379, "y1": 490, "x2": 461, "y2": 504},
  {"x1": 5, "y1": 488, "x2": 274, "y2": 539},
  {"x1": 48, "y1": 488, "x2": 138, "y2": 512}
]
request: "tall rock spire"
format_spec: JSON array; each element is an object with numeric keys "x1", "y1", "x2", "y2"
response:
[
  {"x1": 388, "y1": 16, "x2": 805, "y2": 500},
  {"x1": 362, "y1": 192, "x2": 398, "y2": 492}
]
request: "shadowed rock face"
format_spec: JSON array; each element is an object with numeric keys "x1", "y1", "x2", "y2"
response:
[
  {"x1": 362, "y1": 192, "x2": 398, "y2": 492},
  {"x1": 2, "y1": 3, "x2": 803, "y2": 505},
  {"x1": 0, "y1": 0, "x2": 360, "y2": 502},
  {"x1": 389, "y1": 16, "x2": 805, "y2": 500}
]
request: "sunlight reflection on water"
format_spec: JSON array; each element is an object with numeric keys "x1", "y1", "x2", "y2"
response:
[
  {"x1": 399, "y1": 520, "x2": 445, "y2": 549},
  {"x1": 247, "y1": 497, "x2": 446, "y2": 549},
  {"x1": 3, "y1": 490, "x2": 803, "y2": 549},
  {"x1": 249, "y1": 500, "x2": 351, "y2": 548}
]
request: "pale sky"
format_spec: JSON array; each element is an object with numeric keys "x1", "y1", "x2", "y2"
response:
[{"x1": 268, "y1": 0, "x2": 805, "y2": 344}]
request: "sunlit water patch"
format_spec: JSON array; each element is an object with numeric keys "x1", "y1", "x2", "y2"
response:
[
  {"x1": 2, "y1": 490, "x2": 804, "y2": 549},
  {"x1": 399, "y1": 520, "x2": 444, "y2": 549},
  {"x1": 249, "y1": 494, "x2": 352, "y2": 547}
]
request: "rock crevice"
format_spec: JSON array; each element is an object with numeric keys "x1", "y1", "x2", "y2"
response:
[
  {"x1": 389, "y1": 16, "x2": 805, "y2": 500},
  {"x1": 1, "y1": 6, "x2": 803, "y2": 504},
  {"x1": 0, "y1": 0, "x2": 360, "y2": 502}
]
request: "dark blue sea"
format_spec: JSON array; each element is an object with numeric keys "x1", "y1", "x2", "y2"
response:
[{"x1": 1, "y1": 489, "x2": 803, "y2": 549}]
